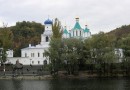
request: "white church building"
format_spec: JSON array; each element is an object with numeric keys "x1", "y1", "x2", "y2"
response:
[
  {"x1": 6, "y1": 18, "x2": 91, "y2": 65},
  {"x1": 6, "y1": 18, "x2": 53, "y2": 65},
  {"x1": 63, "y1": 18, "x2": 91, "y2": 39}
]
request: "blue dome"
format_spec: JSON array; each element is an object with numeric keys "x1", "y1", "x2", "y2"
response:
[{"x1": 44, "y1": 19, "x2": 52, "y2": 24}]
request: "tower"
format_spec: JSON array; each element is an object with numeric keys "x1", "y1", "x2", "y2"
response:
[
  {"x1": 70, "y1": 18, "x2": 83, "y2": 38},
  {"x1": 41, "y1": 19, "x2": 53, "y2": 45}
]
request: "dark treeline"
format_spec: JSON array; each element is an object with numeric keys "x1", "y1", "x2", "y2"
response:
[{"x1": 0, "y1": 21, "x2": 44, "y2": 56}]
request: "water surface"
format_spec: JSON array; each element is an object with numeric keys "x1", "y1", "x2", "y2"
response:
[{"x1": 0, "y1": 78, "x2": 130, "y2": 90}]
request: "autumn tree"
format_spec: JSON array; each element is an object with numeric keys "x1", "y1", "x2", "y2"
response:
[{"x1": 44, "y1": 18, "x2": 63, "y2": 75}]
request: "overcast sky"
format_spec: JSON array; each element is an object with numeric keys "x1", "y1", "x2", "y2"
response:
[{"x1": 0, "y1": 0, "x2": 130, "y2": 34}]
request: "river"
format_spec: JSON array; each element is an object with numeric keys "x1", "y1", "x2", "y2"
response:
[{"x1": 0, "y1": 78, "x2": 130, "y2": 90}]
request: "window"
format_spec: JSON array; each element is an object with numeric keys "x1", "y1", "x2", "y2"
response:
[
  {"x1": 32, "y1": 61, "x2": 34, "y2": 64},
  {"x1": 43, "y1": 53, "x2": 44, "y2": 57},
  {"x1": 76, "y1": 31, "x2": 78, "y2": 36},
  {"x1": 25, "y1": 53, "x2": 27, "y2": 57},
  {"x1": 80, "y1": 31, "x2": 81, "y2": 36},
  {"x1": 38, "y1": 61, "x2": 40, "y2": 64},
  {"x1": 33, "y1": 53, "x2": 35, "y2": 57},
  {"x1": 44, "y1": 60, "x2": 47, "y2": 65},
  {"x1": 31, "y1": 53, "x2": 35, "y2": 57},
  {"x1": 46, "y1": 36, "x2": 49, "y2": 42},
  {"x1": 38, "y1": 52, "x2": 40, "y2": 57},
  {"x1": 31, "y1": 53, "x2": 33, "y2": 57}
]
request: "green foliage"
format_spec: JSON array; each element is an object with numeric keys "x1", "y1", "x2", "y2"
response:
[
  {"x1": 108, "y1": 24, "x2": 130, "y2": 38},
  {"x1": 0, "y1": 27, "x2": 13, "y2": 49},
  {"x1": 0, "y1": 27, "x2": 13, "y2": 63},
  {"x1": 52, "y1": 18, "x2": 63, "y2": 39},
  {"x1": 0, "y1": 21, "x2": 44, "y2": 57},
  {"x1": 44, "y1": 37, "x2": 84, "y2": 75}
]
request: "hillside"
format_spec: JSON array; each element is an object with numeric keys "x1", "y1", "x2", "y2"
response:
[
  {"x1": 0, "y1": 21, "x2": 44, "y2": 56},
  {"x1": 108, "y1": 25, "x2": 130, "y2": 38}
]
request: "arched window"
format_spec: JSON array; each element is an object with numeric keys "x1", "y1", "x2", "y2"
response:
[
  {"x1": 42, "y1": 52, "x2": 44, "y2": 57},
  {"x1": 46, "y1": 36, "x2": 49, "y2": 42},
  {"x1": 33, "y1": 53, "x2": 35, "y2": 57},
  {"x1": 38, "y1": 61, "x2": 40, "y2": 64},
  {"x1": 44, "y1": 60, "x2": 47, "y2": 65},
  {"x1": 80, "y1": 31, "x2": 81, "y2": 36},
  {"x1": 73, "y1": 31, "x2": 74, "y2": 37},
  {"x1": 32, "y1": 61, "x2": 34, "y2": 64},
  {"x1": 25, "y1": 53, "x2": 27, "y2": 57},
  {"x1": 76, "y1": 30, "x2": 78, "y2": 36}
]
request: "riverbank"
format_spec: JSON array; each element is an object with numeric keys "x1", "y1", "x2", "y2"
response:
[
  {"x1": 0, "y1": 71, "x2": 129, "y2": 80},
  {"x1": 0, "y1": 75, "x2": 53, "y2": 80}
]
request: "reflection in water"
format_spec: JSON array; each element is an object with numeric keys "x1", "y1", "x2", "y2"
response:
[
  {"x1": 12, "y1": 80, "x2": 23, "y2": 90},
  {"x1": 0, "y1": 78, "x2": 129, "y2": 90}
]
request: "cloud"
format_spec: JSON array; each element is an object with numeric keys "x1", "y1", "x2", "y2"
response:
[{"x1": 0, "y1": 0, "x2": 130, "y2": 34}]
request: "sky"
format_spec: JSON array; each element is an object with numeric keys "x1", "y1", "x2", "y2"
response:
[{"x1": 0, "y1": 0, "x2": 130, "y2": 34}]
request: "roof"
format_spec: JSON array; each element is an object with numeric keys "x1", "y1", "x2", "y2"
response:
[
  {"x1": 84, "y1": 27, "x2": 90, "y2": 32},
  {"x1": 63, "y1": 28, "x2": 69, "y2": 34},
  {"x1": 44, "y1": 19, "x2": 52, "y2": 24},
  {"x1": 73, "y1": 22, "x2": 82, "y2": 30}
]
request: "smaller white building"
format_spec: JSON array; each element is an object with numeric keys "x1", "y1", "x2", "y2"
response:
[
  {"x1": 6, "y1": 49, "x2": 13, "y2": 57},
  {"x1": 115, "y1": 48, "x2": 124, "y2": 62}
]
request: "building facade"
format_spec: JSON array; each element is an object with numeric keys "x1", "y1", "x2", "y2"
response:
[{"x1": 6, "y1": 18, "x2": 53, "y2": 65}]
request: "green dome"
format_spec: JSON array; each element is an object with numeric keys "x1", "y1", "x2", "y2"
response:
[
  {"x1": 73, "y1": 22, "x2": 82, "y2": 30},
  {"x1": 84, "y1": 27, "x2": 90, "y2": 32},
  {"x1": 63, "y1": 28, "x2": 69, "y2": 34}
]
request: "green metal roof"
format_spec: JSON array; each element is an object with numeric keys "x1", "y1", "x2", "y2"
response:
[
  {"x1": 73, "y1": 22, "x2": 82, "y2": 30},
  {"x1": 63, "y1": 28, "x2": 69, "y2": 34},
  {"x1": 84, "y1": 27, "x2": 90, "y2": 32}
]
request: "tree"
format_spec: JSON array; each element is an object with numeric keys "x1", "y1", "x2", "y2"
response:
[
  {"x1": 62, "y1": 38, "x2": 83, "y2": 74},
  {"x1": 85, "y1": 32, "x2": 116, "y2": 76},
  {"x1": 120, "y1": 34, "x2": 130, "y2": 76},
  {"x1": 44, "y1": 18, "x2": 63, "y2": 75},
  {"x1": 0, "y1": 24, "x2": 13, "y2": 64},
  {"x1": 52, "y1": 18, "x2": 63, "y2": 39},
  {"x1": 9, "y1": 21, "x2": 44, "y2": 56}
]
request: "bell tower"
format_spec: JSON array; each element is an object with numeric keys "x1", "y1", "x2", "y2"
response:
[{"x1": 40, "y1": 18, "x2": 53, "y2": 45}]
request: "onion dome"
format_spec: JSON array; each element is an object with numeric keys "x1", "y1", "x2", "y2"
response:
[
  {"x1": 63, "y1": 26, "x2": 69, "y2": 34},
  {"x1": 84, "y1": 25, "x2": 90, "y2": 32},
  {"x1": 44, "y1": 19, "x2": 52, "y2": 24},
  {"x1": 73, "y1": 18, "x2": 82, "y2": 30}
]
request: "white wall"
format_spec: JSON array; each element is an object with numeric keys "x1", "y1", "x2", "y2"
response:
[
  {"x1": 6, "y1": 57, "x2": 49, "y2": 65},
  {"x1": 21, "y1": 48, "x2": 45, "y2": 58},
  {"x1": 45, "y1": 24, "x2": 52, "y2": 30},
  {"x1": 6, "y1": 50, "x2": 13, "y2": 57}
]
